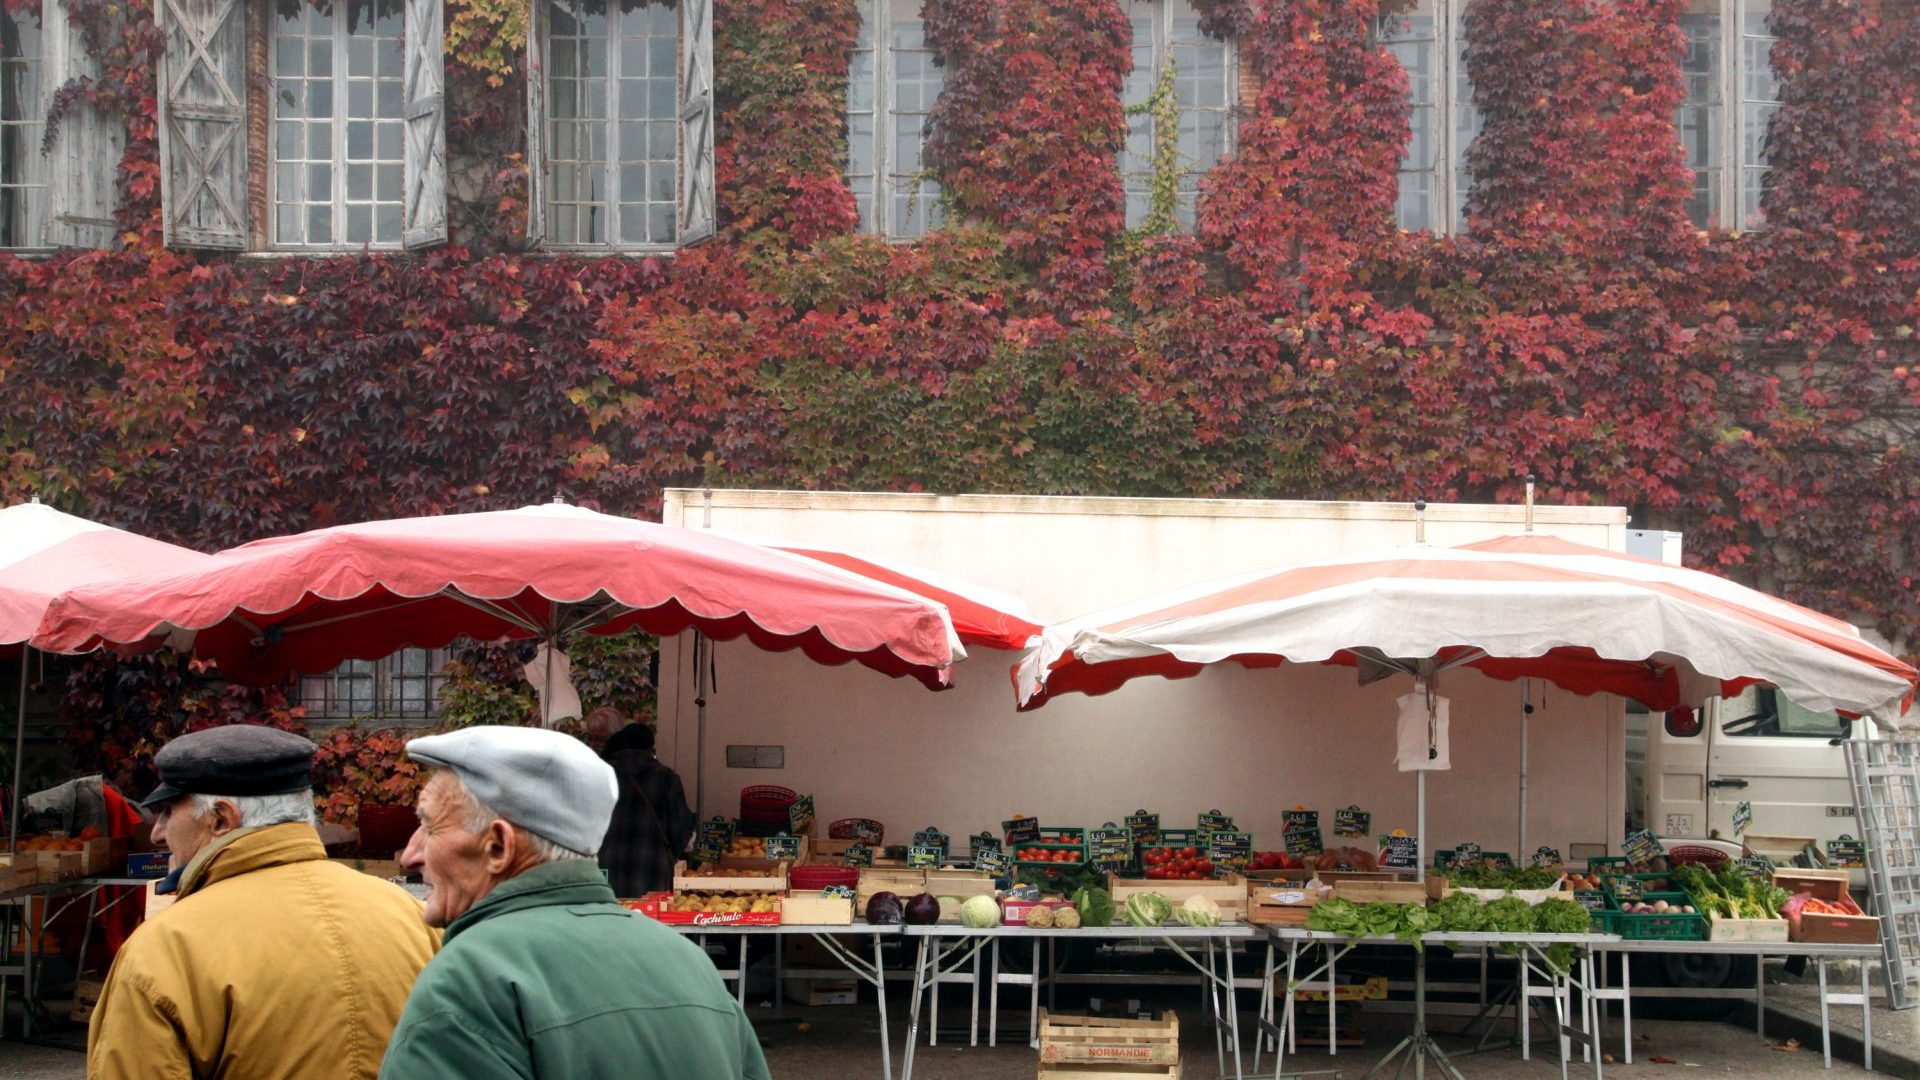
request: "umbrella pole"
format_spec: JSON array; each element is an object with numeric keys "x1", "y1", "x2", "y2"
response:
[
  {"x1": 1519, "y1": 681, "x2": 1530, "y2": 858},
  {"x1": 1416, "y1": 768, "x2": 1426, "y2": 884},
  {"x1": 693, "y1": 632, "x2": 708, "y2": 821},
  {"x1": 10, "y1": 647, "x2": 27, "y2": 855}
]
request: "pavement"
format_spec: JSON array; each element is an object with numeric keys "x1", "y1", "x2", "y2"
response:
[{"x1": 1753, "y1": 956, "x2": 1918, "y2": 1078}]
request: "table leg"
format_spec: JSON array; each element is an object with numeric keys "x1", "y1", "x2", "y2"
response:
[
  {"x1": 1047, "y1": 937, "x2": 1057, "y2": 1013},
  {"x1": 1584, "y1": 953, "x2": 1602, "y2": 1080},
  {"x1": 989, "y1": 939, "x2": 1000, "y2": 1048},
  {"x1": 901, "y1": 936, "x2": 930, "y2": 1080},
  {"x1": 1030, "y1": 934, "x2": 1042, "y2": 1046},
  {"x1": 1861, "y1": 956, "x2": 1873, "y2": 1073},
  {"x1": 873, "y1": 936, "x2": 893, "y2": 1080},
  {"x1": 1207, "y1": 940, "x2": 1227, "y2": 1077},
  {"x1": 1327, "y1": 941, "x2": 1340, "y2": 1058},
  {"x1": 1553, "y1": 964, "x2": 1571, "y2": 1080},
  {"x1": 1226, "y1": 935, "x2": 1244, "y2": 1080},
  {"x1": 1757, "y1": 952, "x2": 1766, "y2": 1039},
  {"x1": 1520, "y1": 952, "x2": 1532, "y2": 1062},
  {"x1": 969, "y1": 943, "x2": 981, "y2": 1047},
  {"x1": 929, "y1": 936, "x2": 941, "y2": 1047},
  {"x1": 737, "y1": 934, "x2": 750, "y2": 1008},
  {"x1": 1620, "y1": 953, "x2": 1633, "y2": 1065},
  {"x1": 1818, "y1": 957, "x2": 1832, "y2": 1069}
]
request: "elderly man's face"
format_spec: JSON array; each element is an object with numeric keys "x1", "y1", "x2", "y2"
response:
[
  {"x1": 150, "y1": 797, "x2": 234, "y2": 872},
  {"x1": 402, "y1": 771, "x2": 499, "y2": 928}
]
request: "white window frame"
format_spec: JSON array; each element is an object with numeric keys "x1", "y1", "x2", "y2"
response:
[
  {"x1": 267, "y1": 0, "x2": 410, "y2": 251},
  {"x1": 1120, "y1": 0, "x2": 1238, "y2": 232},
  {"x1": 0, "y1": 5, "x2": 48, "y2": 250},
  {"x1": 1679, "y1": 0, "x2": 1777, "y2": 231},
  {"x1": 300, "y1": 646, "x2": 451, "y2": 725},
  {"x1": 1378, "y1": 0, "x2": 1477, "y2": 235},
  {"x1": 847, "y1": 0, "x2": 945, "y2": 240}
]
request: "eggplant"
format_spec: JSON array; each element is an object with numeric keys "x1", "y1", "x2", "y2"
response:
[
  {"x1": 903, "y1": 892, "x2": 941, "y2": 925},
  {"x1": 866, "y1": 891, "x2": 903, "y2": 925}
]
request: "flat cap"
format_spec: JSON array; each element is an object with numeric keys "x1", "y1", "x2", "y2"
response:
[
  {"x1": 140, "y1": 725, "x2": 317, "y2": 809},
  {"x1": 406, "y1": 726, "x2": 618, "y2": 856}
]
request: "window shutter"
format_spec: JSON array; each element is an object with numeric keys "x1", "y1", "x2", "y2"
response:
[
  {"x1": 155, "y1": 0, "x2": 248, "y2": 249},
  {"x1": 41, "y1": 0, "x2": 124, "y2": 248},
  {"x1": 401, "y1": 0, "x2": 447, "y2": 249},
  {"x1": 522, "y1": 3, "x2": 545, "y2": 248},
  {"x1": 677, "y1": 0, "x2": 714, "y2": 244}
]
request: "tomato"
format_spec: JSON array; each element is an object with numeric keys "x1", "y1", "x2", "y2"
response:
[
  {"x1": 1198, "y1": 860, "x2": 1214, "y2": 875},
  {"x1": 1181, "y1": 847, "x2": 1199, "y2": 859}
]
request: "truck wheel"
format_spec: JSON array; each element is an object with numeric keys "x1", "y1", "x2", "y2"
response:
[{"x1": 1628, "y1": 952, "x2": 1751, "y2": 1020}]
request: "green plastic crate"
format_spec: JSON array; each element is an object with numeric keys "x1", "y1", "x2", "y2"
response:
[
  {"x1": 1608, "y1": 891, "x2": 1708, "y2": 941},
  {"x1": 1600, "y1": 871, "x2": 1676, "y2": 903},
  {"x1": 1584, "y1": 855, "x2": 1632, "y2": 875},
  {"x1": 1573, "y1": 888, "x2": 1613, "y2": 932}
]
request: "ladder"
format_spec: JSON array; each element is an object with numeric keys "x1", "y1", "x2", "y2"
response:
[{"x1": 1845, "y1": 739, "x2": 1920, "y2": 1010}]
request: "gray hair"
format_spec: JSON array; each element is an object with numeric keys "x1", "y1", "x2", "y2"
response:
[
  {"x1": 186, "y1": 790, "x2": 318, "y2": 830},
  {"x1": 443, "y1": 771, "x2": 596, "y2": 865}
]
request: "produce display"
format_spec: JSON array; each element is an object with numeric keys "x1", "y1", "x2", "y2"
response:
[
  {"x1": 1120, "y1": 892, "x2": 1175, "y2": 928},
  {"x1": 1174, "y1": 896, "x2": 1223, "y2": 927},
  {"x1": 1017, "y1": 847, "x2": 1083, "y2": 862},
  {"x1": 1140, "y1": 847, "x2": 1214, "y2": 879},
  {"x1": 961, "y1": 895, "x2": 1001, "y2": 928},
  {"x1": 724, "y1": 837, "x2": 770, "y2": 858},
  {"x1": 1026, "y1": 904, "x2": 1056, "y2": 928},
  {"x1": 1564, "y1": 872, "x2": 1605, "y2": 892},
  {"x1": 1311, "y1": 847, "x2": 1379, "y2": 872},
  {"x1": 1673, "y1": 864, "x2": 1790, "y2": 920},
  {"x1": 1248, "y1": 851, "x2": 1305, "y2": 872},
  {"x1": 903, "y1": 893, "x2": 942, "y2": 925},
  {"x1": 1054, "y1": 906, "x2": 1082, "y2": 929},
  {"x1": 1306, "y1": 892, "x2": 1595, "y2": 969},
  {"x1": 1443, "y1": 864, "x2": 1561, "y2": 890},
  {"x1": 1616, "y1": 898, "x2": 1696, "y2": 915},
  {"x1": 1073, "y1": 886, "x2": 1117, "y2": 928},
  {"x1": 686, "y1": 866, "x2": 777, "y2": 879},
  {"x1": 666, "y1": 892, "x2": 781, "y2": 915},
  {"x1": 866, "y1": 892, "x2": 903, "y2": 925}
]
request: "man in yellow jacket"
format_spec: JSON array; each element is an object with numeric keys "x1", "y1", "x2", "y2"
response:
[{"x1": 87, "y1": 725, "x2": 440, "y2": 1080}]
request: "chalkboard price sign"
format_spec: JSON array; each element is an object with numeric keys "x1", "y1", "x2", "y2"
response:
[
  {"x1": 1090, "y1": 824, "x2": 1134, "y2": 866},
  {"x1": 1005, "y1": 816, "x2": 1041, "y2": 845},
  {"x1": 1198, "y1": 810, "x2": 1235, "y2": 834},
  {"x1": 970, "y1": 832, "x2": 1002, "y2": 863},
  {"x1": 843, "y1": 842, "x2": 874, "y2": 868},
  {"x1": 693, "y1": 816, "x2": 735, "y2": 861},
  {"x1": 913, "y1": 826, "x2": 951, "y2": 851},
  {"x1": 823, "y1": 884, "x2": 856, "y2": 899},
  {"x1": 1333, "y1": 807, "x2": 1371, "y2": 839},
  {"x1": 976, "y1": 848, "x2": 1013, "y2": 877},
  {"x1": 1574, "y1": 890, "x2": 1608, "y2": 911},
  {"x1": 1208, "y1": 831, "x2": 1253, "y2": 872},
  {"x1": 1827, "y1": 836, "x2": 1867, "y2": 869},
  {"x1": 849, "y1": 818, "x2": 885, "y2": 844},
  {"x1": 1531, "y1": 846, "x2": 1563, "y2": 869},
  {"x1": 1622, "y1": 829, "x2": 1663, "y2": 865},
  {"x1": 1126, "y1": 810, "x2": 1161, "y2": 848},
  {"x1": 764, "y1": 833, "x2": 801, "y2": 860},
  {"x1": 788, "y1": 794, "x2": 816, "y2": 836},
  {"x1": 908, "y1": 844, "x2": 943, "y2": 868},
  {"x1": 1732, "y1": 801, "x2": 1753, "y2": 838},
  {"x1": 1451, "y1": 842, "x2": 1484, "y2": 868},
  {"x1": 1738, "y1": 853, "x2": 1775, "y2": 881},
  {"x1": 1380, "y1": 834, "x2": 1420, "y2": 871}
]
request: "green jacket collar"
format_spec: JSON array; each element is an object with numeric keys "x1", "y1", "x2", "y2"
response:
[{"x1": 444, "y1": 859, "x2": 617, "y2": 944}]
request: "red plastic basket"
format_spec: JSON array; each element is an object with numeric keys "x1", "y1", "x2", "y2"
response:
[
  {"x1": 740, "y1": 785, "x2": 797, "y2": 822},
  {"x1": 1665, "y1": 844, "x2": 1732, "y2": 867},
  {"x1": 790, "y1": 865, "x2": 861, "y2": 891},
  {"x1": 828, "y1": 818, "x2": 884, "y2": 845}
]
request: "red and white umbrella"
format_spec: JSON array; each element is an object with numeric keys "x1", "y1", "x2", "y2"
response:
[
  {"x1": 709, "y1": 532, "x2": 1042, "y2": 651},
  {"x1": 35, "y1": 502, "x2": 965, "y2": 691},
  {"x1": 0, "y1": 500, "x2": 207, "y2": 653},
  {"x1": 1015, "y1": 532, "x2": 1917, "y2": 726}
]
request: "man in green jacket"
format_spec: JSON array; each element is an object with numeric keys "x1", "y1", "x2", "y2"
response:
[{"x1": 379, "y1": 726, "x2": 770, "y2": 1080}]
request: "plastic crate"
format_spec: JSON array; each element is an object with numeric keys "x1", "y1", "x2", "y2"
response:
[
  {"x1": 1014, "y1": 826, "x2": 1087, "y2": 867},
  {"x1": 1600, "y1": 871, "x2": 1676, "y2": 902},
  {"x1": 1608, "y1": 891, "x2": 1708, "y2": 941},
  {"x1": 1573, "y1": 889, "x2": 1613, "y2": 932},
  {"x1": 1584, "y1": 855, "x2": 1632, "y2": 874}
]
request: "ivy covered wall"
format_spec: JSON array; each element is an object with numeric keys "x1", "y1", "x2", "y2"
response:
[{"x1": 3, "y1": 0, "x2": 1918, "y2": 669}]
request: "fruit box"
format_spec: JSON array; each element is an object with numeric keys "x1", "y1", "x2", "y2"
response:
[
  {"x1": 672, "y1": 859, "x2": 788, "y2": 893},
  {"x1": 1038, "y1": 1009, "x2": 1179, "y2": 1066},
  {"x1": 780, "y1": 891, "x2": 854, "y2": 926},
  {"x1": 626, "y1": 891, "x2": 783, "y2": 926},
  {"x1": 1708, "y1": 916, "x2": 1790, "y2": 942},
  {"x1": 126, "y1": 851, "x2": 171, "y2": 879},
  {"x1": 857, "y1": 867, "x2": 928, "y2": 909},
  {"x1": 1331, "y1": 877, "x2": 1444, "y2": 905},
  {"x1": 1776, "y1": 870, "x2": 1879, "y2": 945},
  {"x1": 1247, "y1": 879, "x2": 1330, "y2": 926},
  {"x1": 81, "y1": 836, "x2": 129, "y2": 876},
  {"x1": 1108, "y1": 870, "x2": 1246, "y2": 920}
]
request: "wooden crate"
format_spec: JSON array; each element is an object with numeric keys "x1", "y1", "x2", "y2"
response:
[
  {"x1": 1246, "y1": 879, "x2": 1329, "y2": 926},
  {"x1": 1106, "y1": 872, "x2": 1246, "y2": 920},
  {"x1": 1330, "y1": 878, "x2": 1440, "y2": 905},
  {"x1": 1039, "y1": 1009, "x2": 1179, "y2": 1067},
  {"x1": 781, "y1": 892, "x2": 854, "y2": 925},
  {"x1": 857, "y1": 867, "x2": 927, "y2": 908},
  {"x1": 80, "y1": 836, "x2": 129, "y2": 876},
  {"x1": 672, "y1": 859, "x2": 788, "y2": 893},
  {"x1": 1709, "y1": 916, "x2": 1790, "y2": 942}
]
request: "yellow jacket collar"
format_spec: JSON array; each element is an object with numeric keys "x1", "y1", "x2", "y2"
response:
[{"x1": 178, "y1": 821, "x2": 327, "y2": 898}]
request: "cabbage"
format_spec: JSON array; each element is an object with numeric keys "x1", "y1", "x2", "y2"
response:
[
  {"x1": 1122, "y1": 892, "x2": 1173, "y2": 927},
  {"x1": 1073, "y1": 886, "x2": 1116, "y2": 928},
  {"x1": 961, "y1": 895, "x2": 1001, "y2": 928}
]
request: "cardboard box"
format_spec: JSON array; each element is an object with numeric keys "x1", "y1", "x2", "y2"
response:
[
  {"x1": 784, "y1": 978, "x2": 858, "y2": 1006},
  {"x1": 780, "y1": 892, "x2": 854, "y2": 925},
  {"x1": 625, "y1": 891, "x2": 782, "y2": 926},
  {"x1": 1708, "y1": 916, "x2": 1791, "y2": 942},
  {"x1": 144, "y1": 879, "x2": 178, "y2": 920},
  {"x1": 70, "y1": 978, "x2": 105, "y2": 1023},
  {"x1": 126, "y1": 852, "x2": 170, "y2": 879},
  {"x1": 1776, "y1": 870, "x2": 1878, "y2": 944}
]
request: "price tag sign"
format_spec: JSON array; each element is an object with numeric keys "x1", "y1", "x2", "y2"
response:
[
  {"x1": 1739, "y1": 853, "x2": 1775, "y2": 881},
  {"x1": 976, "y1": 848, "x2": 1013, "y2": 877},
  {"x1": 1379, "y1": 834, "x2": 1420, "y2": 871},
  {"x1": 1198, "y1": 810, "x2": 1235, "y2": 835},
  {"x1": 908, "y1": 844, "x2": 943, "y2": 868},
  {"x1": 1333, "y1": 806, "x2": 1371, "y2": 839},
  {"x1": 1622, "y1": 829, "x2": 1663, "y2": 865},
  {"x1": 1611, "y1": 875, "x2": 1644, "y2": 902},
  {"x1": 1732, "y1": 800, "x2": 1753, "y2": 838},
  {"x1": 693, "y1": 817, "x2": 735, "y2": 861},
  {"x1": 1005, "y1": 816, "x2": 1041, "y2": 845},
  {"x1": 843, "y1": 842, "x2": 874, "y2": 868},
  {"x1": 1451, "y1": 842, "x2": 1484, "y2": 868},
  {"x1": 1090, "y1": 824, "x2": 1134, "y2": 867},
  {"x1": 970, "y1": 832, "x2": 1002, "y2": 863},
  {"x1": 1283, "y1": 827, "x2": 1322, "y2": 857},
  {"x1": 913, "y1": 826, "x2": 950, "y2": 850},
  {"x1": 822, "y1": 884, "x2": 856, "y2": 899},
  {"x1": 849, "y1": 818, "x2": 885, "y2": 844},
  {"x1": 764, "y1": 833, "x2": 801, "y2": 861},
  {"x1": 1531, "y1": 845, "x2": 1563, "y2": 869},
  {"x1": 1126, "y1": 809, "x2": 1161, "y2": 848},
  {"x1": 1827, "y1": 836, "x2": 1867, "y2": 869},
  {"x1": 1575, "y1": 889, "x2": 1608, "y2": 911},
  {"x1": 1208, "y1": 830, "x2": 1253, "y2": 873},
  {"x1": 788, "y1": 794, "x2": 815, "y2": 836}
]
